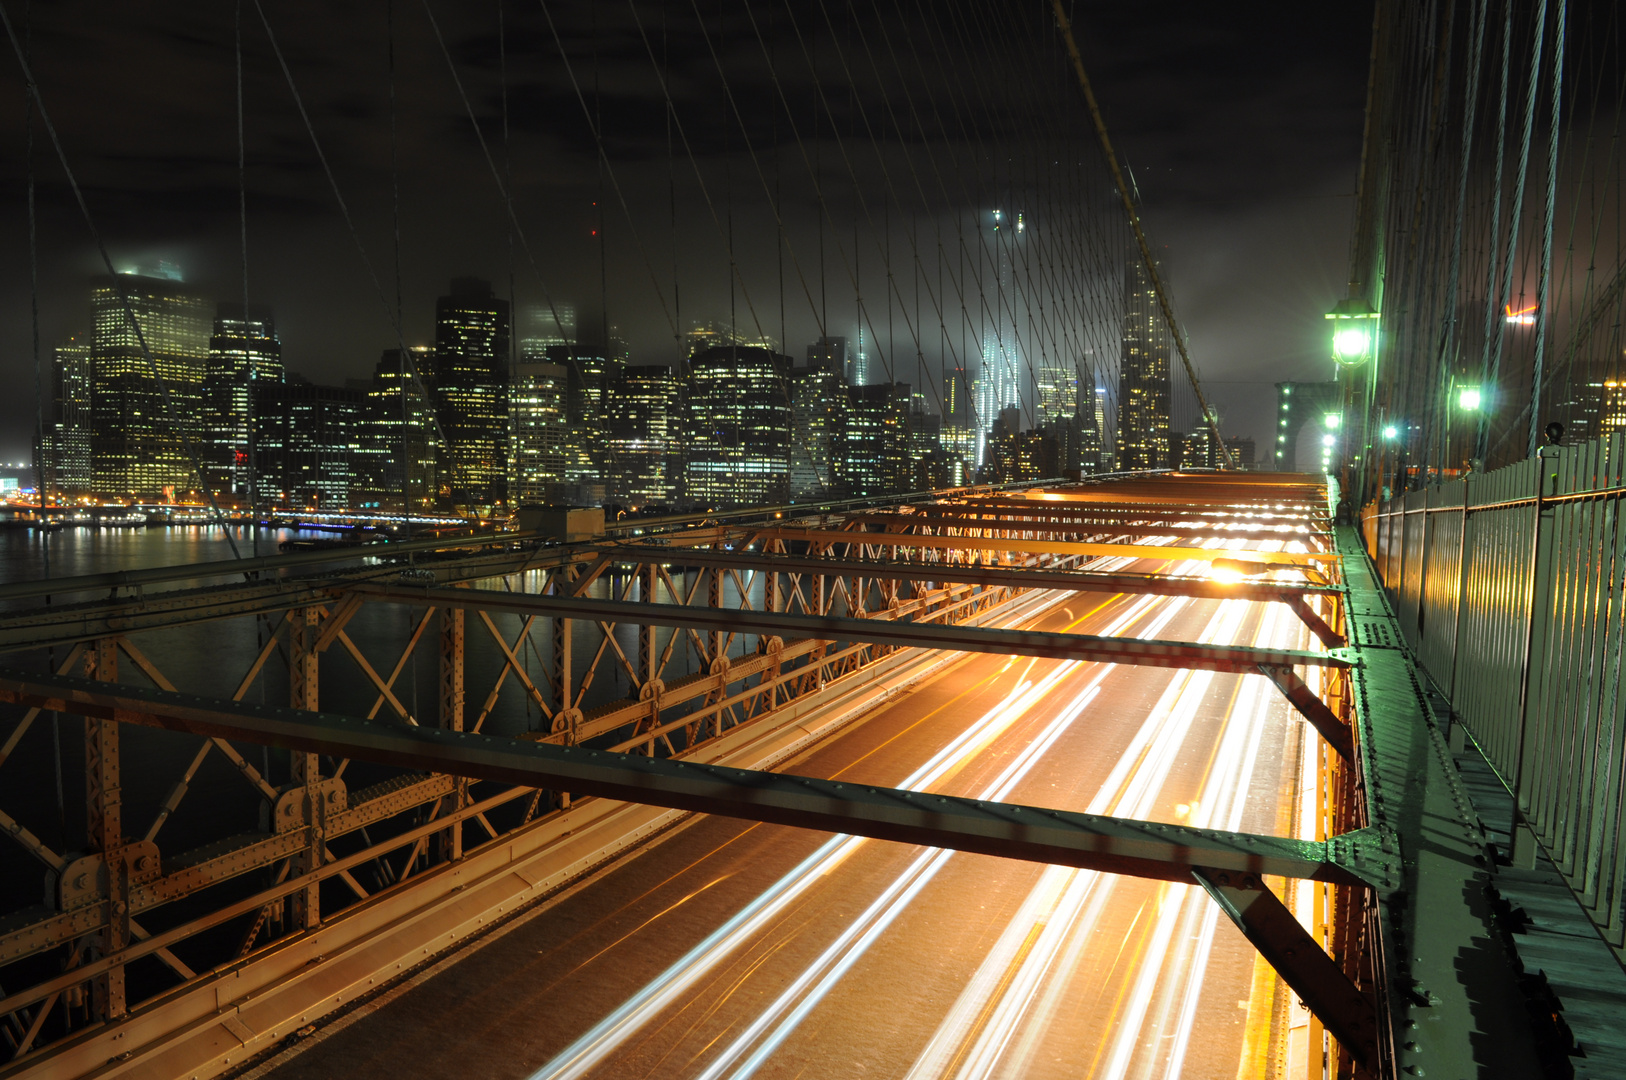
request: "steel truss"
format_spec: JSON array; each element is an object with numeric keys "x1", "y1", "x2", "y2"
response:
[{"x1": 0, "y1": 475, "x2": 1473, "y2": 1078}]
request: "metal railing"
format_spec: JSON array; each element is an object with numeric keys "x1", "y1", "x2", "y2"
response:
[{"x1": 1363, "y1": 431, "x2": 1626, "y2": 960}]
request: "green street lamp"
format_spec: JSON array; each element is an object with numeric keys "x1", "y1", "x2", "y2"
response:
[
  {"x1": 1323, "y1": 412, "x2": 1341, "y2": 430},
  {"x1": 1383, "y1": 424, "x2": 1399, "y2": 439},
  {"x1": 1457, "y1": 385, "x2": 1482, "y2": 411},
  {"x1": 1325, "y1": 298, "x2": 1379, "y2": 367}
]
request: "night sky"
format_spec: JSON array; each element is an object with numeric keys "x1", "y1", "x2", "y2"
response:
[{"x1": 0, "y1": 1, "x2": 1373, "y2": 463}]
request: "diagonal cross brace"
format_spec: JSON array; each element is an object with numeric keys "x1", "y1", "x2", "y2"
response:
[
  {"x1": 1194, "y1": 867, "x2": 1379, "y2": 1075},
  {"x1": 1282, "y1": 594, "x2": 1345, "y2": 649},
  {"x1": 1259, "y1": 663, "x2": 1354, "y2": 762}
]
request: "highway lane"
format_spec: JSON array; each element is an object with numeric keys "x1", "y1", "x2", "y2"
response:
[{"x1": 261, "y1": 543, "x2": 1319, "y2": 1080}]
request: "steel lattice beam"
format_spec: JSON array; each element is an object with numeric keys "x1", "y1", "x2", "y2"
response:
[
  {"x1": 346, "y1": 583, "x2": 1349, "y2": 676},
  {"x1": 756, "y1": 528, "x2": 1338, "y2": 566},
  {"x1": 604, "y1": 545, "x2": 1337, "y2": 603},
  {"x1": 0, "y1": 668, "x2": 1389, "y2": 893}
]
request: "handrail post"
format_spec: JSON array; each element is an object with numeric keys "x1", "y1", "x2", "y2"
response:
[{"x1": 1510, "y1": 447, "x2": 1558, "y2": 868}]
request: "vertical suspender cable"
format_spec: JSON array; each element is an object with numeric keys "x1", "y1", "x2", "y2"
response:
[
  {"x1": 24, "y1": 0, "x2": 46, "y2": 576},
  {"x1": 1434, "y1": 0, "x2": 1489, "y2": 482},
  {"x1": 236, "y1": 0, "x2": 257, "y2": 557},
  {"x1": 387, "y1": 0, "x2": 412, "y2": 536},
  {"x1": 1474, "y1": 0, "x2": 1513, "y2": 465},
  {"x1": 1527, "y1": 0, "x2": 1566, "y2": 456},
  {"x1": 1478, "y1": 0, "x2": 1548, "y2": 464}
]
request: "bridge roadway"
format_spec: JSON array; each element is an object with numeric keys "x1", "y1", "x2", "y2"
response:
[{"x1": 257, "y1": 551, "x2": 1314, "y2": 1079}]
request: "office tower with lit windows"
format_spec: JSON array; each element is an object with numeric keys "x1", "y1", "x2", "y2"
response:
[
  {"x1": 555, "y1": 347, "x2": 622, "y2": 500},
  {"x1": 1036, "y1": 364, "x2": 1079, "y2": 425},
  {"x1": 253, "y1": 376, "x2": 365, "y2": 509},
  {"x1": 354, "y1": 347, "x2": 438, "y2": 512},
  {"x1": 790, "y1": 361, "x2": 847, "y2": 501},
  {"x1": 940, "y1": 365, "x2": 977, "y2": 466},
  {"x1": 840, "y1": 382, "x2": 911, "y2": 498},
  {"x1": 1116, "y1": 253, "x2": 1173, "y2": 470},
  {"x1": 807, "y1": 336, "x2": 848, "y2": 378},
  {"x1": 201, "y1": 303, "x2": 283, "y2": 499},
  {"x1": 1179, "y1": 428, "x2": 1220, "y2": 469},
  {"x1": 39, "y1": 337, "x2": 93, "y2": 493},
  {"x1": 607, "y1": 365, "x2": 681, "y2": 507},
  {"x1": 1225, "y1": 436, "x2": 1257, "y2": 469},
  {"x1": 507, "y1": 358, "x2": 569, "y2": 505},
  {"x1": 430, "y1": 277, "x2": 510, "y2": 509},
  {"x1": 87, "y1": 268, "x2": 213, "y2": 497},
  {"x1": 685, "y1": 345, "x2": 793, "y2": 507},
  {"x1": 519, "y1": 301, "x2": 576, "y2": 361},
  {"x1": 1093, "y1": 385, "x2": 1113, "y2": 470}
]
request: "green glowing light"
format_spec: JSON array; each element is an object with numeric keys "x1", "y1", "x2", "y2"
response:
[
  {"x1": 1383, "y1": 425, "x2": 1398, "y2": 439},
  {"x1": 1323, "y1": 413, "x2": 1341, "y2": 430},
  {"x1": 1458, "y1": 386, "x2": 1482, "y2": 411},
  {"x1": 1332, "y1": 326, "x2": 1371, "y2": 362}
]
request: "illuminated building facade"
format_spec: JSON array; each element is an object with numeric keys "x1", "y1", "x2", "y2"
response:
[
  {"x1": 840, "y1": 382, "x2": 910, "y2": 498},
  {"x1": 940, "y1": 365, "x2": 977, "y2": 466},
  {"x1": 1179, "y1": 428, "x2": 1220, "y2": 469},
  {"x1": 40, "y1": 338, "x2": 93, "y2": 493},
  {"x1": 790, "y1": 362, "x2": 847, "y2": 500},
  {"x1": 685, "y1": 345, "x2": 793, "y2": 507},
  {"x1": 1225, "y1": 436, "x2": 1257, "y2": 469},
  {"x1": 355, "y1": 347, "x2": 438, "y2": 512},
  {"x1": 201, "y1": 303, "x2": 283, "y2": 499},
  {"x1": 1036, "y1": 364, "x2": 1078, "y2": 425},
  {"x1": 557, "y1": 348, "x2": 622, "y2": 499},
  {"x1": 253, "y1": 377, "x2": 365, "y2": 508},
  {"x1": 509, "y1": 359, "x2": 570, "y2": 505},
  {"x1": 430, "y1": 277, "x2": 510, "y2": 509},
  {"x1": 607, "y1": 365, "x2": 681, "y2": 507},
  {"x1": 87, "y1": 270, "x2": 212, "y2": 497},
  {"x1": 1116, "y1": 254, "x2": 1173, "y2": 471}
]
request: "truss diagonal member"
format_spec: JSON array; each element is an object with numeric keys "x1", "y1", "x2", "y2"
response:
[
  {"x1": 1192, "y1": 867, "x2": 1378, "y2": 1074},
  {"x1": 1258, "y1": 663, "x2": 1354, "y2": 762},
  {"x1": 0, "y1": 667, "x2": 1375, "y2": 893},
  {"x1": 1283, "y1": 594, "x2": 1346, "y2": 648}
]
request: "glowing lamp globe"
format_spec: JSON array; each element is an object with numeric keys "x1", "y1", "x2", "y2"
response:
[
  {"x1": 1458, "y1": 386, "x2": 1482, "y2": 411},
  {"x1": 1324, "y1": 297, "x2": 1379, "y2": 367}
]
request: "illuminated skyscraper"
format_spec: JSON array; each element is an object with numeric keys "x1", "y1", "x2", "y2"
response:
[
  {"x1": 807, "y1": 336, "x2": 848, "y2": 376},
  {"x1": 508, "y1": 358, "x2": 569, "y2": 505},
  {"x1": 519, "y1": 301, "x2": 576, "y2": 360},
  {"x1": 253, "y1": 376, "x2": 365, "y2": 509},
  {"x1": 39, "y1": 338, "x2": 92, "y2": 493},
  {"x1": 430, "y1": 277, "x2": 510, "y2": 509},
  {"x1": 355, "y1": 347, "x2": 438, "y2": 512},
  {"x1": 201, "y1": 303, "x2": 283, "y2": 498},
  {"x1": 685, "y1": 345, "x2": 793, "y2": 507},
  {"x1": 791, "y1": 362, "x2": 847, "y2": 501},
  {"x1": 1116, "y1": 253, "x2": 1173, "y2": 471},
  {"x1": 1036, "y1": 364, "x2": 1078, "y2": 425},
  {"x1": 940, "y1": 365, "x2": 977, "y2": 466},
  {"x1": 87, "y1": 269, "x2": 212, "y2": 497},
  {"x1": 607, "y1": 365, "x2": 681, "y2": 507},
  {"x1": 840, "y1": 382, "x2": 910, "y2": 498}
]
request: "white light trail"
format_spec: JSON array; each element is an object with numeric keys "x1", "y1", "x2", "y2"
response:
[{"x1": 529, "y1": 653, "x2": 1083, "y2": 1080}]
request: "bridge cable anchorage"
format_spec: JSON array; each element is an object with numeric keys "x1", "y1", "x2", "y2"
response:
[{"x1": 1049, "y1": 1, "x2": 1231, "y2": 468}]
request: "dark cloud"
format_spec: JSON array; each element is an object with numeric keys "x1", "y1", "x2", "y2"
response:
[{"x1": 0, "y1": 1, "x2": 1371, "y2": 460}]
